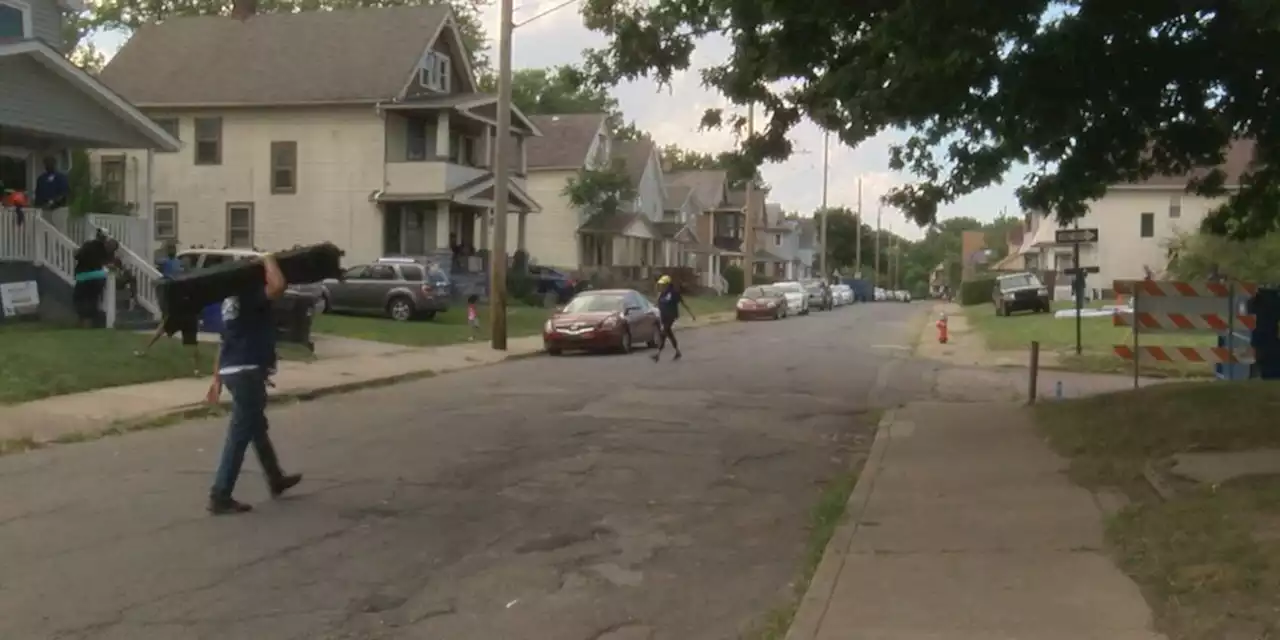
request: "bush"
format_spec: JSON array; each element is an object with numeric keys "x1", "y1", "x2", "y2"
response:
[
  {"x1": 959, "y1": 278, "x2": 996, "y2": 306},
  {"x1": 721, "y1": 265, "x2": 745, "y2": 295}
]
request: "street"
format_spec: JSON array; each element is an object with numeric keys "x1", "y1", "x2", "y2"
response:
[{"x1": 0, "y1": 302, "x2": 932, "y2": 640}]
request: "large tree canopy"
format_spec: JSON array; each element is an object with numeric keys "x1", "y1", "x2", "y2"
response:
[
  {"x1": 579, "y1": 0, "x2": 1280, "y2": 238},
  {"x1": 481, "y1": 65, "x2": 618, "y2": 116}
]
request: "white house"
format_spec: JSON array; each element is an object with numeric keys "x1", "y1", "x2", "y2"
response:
[
  {"x1": 1020, "y1": 140, "x2": 1254, "y2": 295},
  {"x1": 577, "y1": 139, "x2": 672, "y2": 274},
  {"x1": 517, "y1": 112, "x2": 610, "y2": 269},
  {"x1": 91, "y1": 4, "x2": 541, "y2": 266}
]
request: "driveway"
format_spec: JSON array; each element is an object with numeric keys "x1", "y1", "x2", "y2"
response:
[{"x1": 0, "y1": 303, "x2": 933, "y2": 640}]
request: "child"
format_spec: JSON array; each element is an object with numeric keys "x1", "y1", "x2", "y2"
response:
[{"x1": 467, "y1": 294, "x2": 480, "y2": 341}]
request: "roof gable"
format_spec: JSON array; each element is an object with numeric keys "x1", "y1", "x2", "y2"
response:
[
  {"x1": 100, "y1": 5, "x2": 451, "y2": 106},
  {"x1": 524, "y1": 113, "x2": 607, "y2": 170},
  {"x1": 666, "y1": 170, "x2": 728, "y2": 209},
  {"x1": 611, "y1": 139, "x2": 656, "y2": 186},
  {"x1": 397, "y1": 13, "x2": 479, "y2": 99}
]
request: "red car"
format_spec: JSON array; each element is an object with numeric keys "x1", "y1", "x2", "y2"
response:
[
  {"x1": 543, "y1": 289, "x2": 660, "y2": 355},
  {"x1": 737, "y1": 285, "x2": 787, "y2": 320}
]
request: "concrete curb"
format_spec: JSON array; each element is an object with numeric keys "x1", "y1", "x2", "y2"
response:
[{"x1": 785, "y1": 409, "x2": 897, "y2": 640}]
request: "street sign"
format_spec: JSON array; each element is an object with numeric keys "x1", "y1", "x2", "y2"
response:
[
  {"x1": 1056, "y1": 228, "x2": 1099, "y2": 243},
  {"x1": 1063, "y1": 266, "x2": 1100, "y2": 276}
]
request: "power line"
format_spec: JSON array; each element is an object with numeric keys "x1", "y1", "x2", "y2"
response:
[{"x1": 514, "y1": 0, "x2": 579, "y2": 27}]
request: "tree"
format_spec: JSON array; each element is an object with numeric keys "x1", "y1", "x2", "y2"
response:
[
  {"x1": 77, "y1": 0, "x2": 491, "y2": 73},
  {"x1": 480, "y1": 66, "x2": 619, "y2": 117},
  {"x1": 579, "y1": 0, "x2": 1280, "y2": 239},
  {"x1": 563, "y1": 166, "x2": 635, "y2": 218},
  {"x1": 659, "y1": 145, "x2": 764, "y2": 189}
]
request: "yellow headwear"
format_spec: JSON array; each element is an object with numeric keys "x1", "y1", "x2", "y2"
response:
[{"x1": 657, "y1": 275, "x2": 672, "y2": 285}]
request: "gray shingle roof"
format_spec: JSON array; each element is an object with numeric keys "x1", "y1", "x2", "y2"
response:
[
  {"x1": 524, "y1": 113, "x2": 606, "y2": 170},
  {"x1": 99, "y1": 5, "x2": 452, "y2": 105},
  {"x1": 666, "y1": 170, "x2": 727, "y2": 209},
  {"x1": 611, "y1": 139, "x2": 656, "y2": 186},
  {"x1": 1119, "y1": 139, "x2": 1256, "y2": 188},
  {"x1": 664, "y1": 185, "x2": 691, "y2": 211}
]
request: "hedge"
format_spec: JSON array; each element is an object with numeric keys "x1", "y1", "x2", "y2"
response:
[{"x1": 959, "y1": 278, "x2": 996, "y2": 306}]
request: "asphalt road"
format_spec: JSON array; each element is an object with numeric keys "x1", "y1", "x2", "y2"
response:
[{"x1": 0, "y1": 301, "x2": 932, "y2": 640}]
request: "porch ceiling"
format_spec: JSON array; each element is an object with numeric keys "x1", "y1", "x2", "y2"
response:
[{"x1": 0, "y1": 40, "x2": 178, "y2": 151}]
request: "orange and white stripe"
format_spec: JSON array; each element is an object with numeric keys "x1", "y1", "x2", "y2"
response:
[
  {"x1": 1113, "y1": 312, "x2": 1257, "y2": 331},
  {"x1": 1112, "y1": 345, "x2": 1255, "y2": 363},
  {"x1": 1114, "y1": 280, "x2": 1258, "y2": 298}
]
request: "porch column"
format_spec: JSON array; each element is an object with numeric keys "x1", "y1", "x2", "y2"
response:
[
  {"x1": 435, "y1": 111, "x2": 450, "y2": 157},
  {"x1": 478, "y1": 208, "x2": 490, "y2": 252},
  {"x1": 435, "y1": 201, "x2": 451, "y2": 249},
  {"x1": 482, "y1": 127, "x2": 493, "y2": 167},
  {"x1": 517, "y1": 212, "x2": 527, "y2": 252}
]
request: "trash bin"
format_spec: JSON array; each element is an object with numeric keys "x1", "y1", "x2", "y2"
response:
[
  {"x1": 275, "y1": 293, "x2": 317, "y2": 354},
  {"x1": 199, "y1": 302, "x2": 223, "y2": 334}
]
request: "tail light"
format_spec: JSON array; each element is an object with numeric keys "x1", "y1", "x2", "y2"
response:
[{"x1": 420, "y1": 284, "x2": 433, "y2": 296}]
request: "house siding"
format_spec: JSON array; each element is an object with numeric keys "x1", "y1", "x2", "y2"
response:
[
  {"x1": 634, "y1": 153, "x2": 664, "y2": 222},
  {"x1": 0, "y1": 56, "x2": 155, "y2": 148},
  {"x1": 89, "y1": 106, "x2": 387, "y2": 263},
  {"x1": 519, "y1": 169, "x2": 580, "y2": 268},
  {"x1": 25, "y1": 0, "x2": 65, "y2": 49}
]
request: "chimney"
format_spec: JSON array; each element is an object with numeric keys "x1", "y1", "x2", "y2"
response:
[{"x1": 232, "y1": 0, "x2": 257, "y2": 20}]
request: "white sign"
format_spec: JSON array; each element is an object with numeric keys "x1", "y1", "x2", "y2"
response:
[{"x1": 0, "y1": 281, "x2": 39, "y2": 317}]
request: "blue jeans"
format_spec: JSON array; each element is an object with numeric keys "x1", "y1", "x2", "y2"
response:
[{"x1": 211, "y1": 369, "x2": 284, "y2": 498}]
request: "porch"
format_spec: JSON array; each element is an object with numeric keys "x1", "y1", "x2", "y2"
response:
[{"x1": 380, "y1": 198, "x2": 532, "y2": 275}]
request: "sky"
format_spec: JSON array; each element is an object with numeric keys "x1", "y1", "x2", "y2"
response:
[{"x1": 89, "y1": 0, "x2": 1028, "y2": 241}]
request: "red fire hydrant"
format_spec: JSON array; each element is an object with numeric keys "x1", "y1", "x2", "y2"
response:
[{"x1": 936, "y1": 312, "x2": 949, "y2": 344}]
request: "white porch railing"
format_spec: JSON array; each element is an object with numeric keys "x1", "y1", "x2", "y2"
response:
[
  {"x1": 30, "y1": 215, "x2": 118, "y2": 328},
  {"x1": 1, "y1": 208, "x2": 34, "y2": 260},
  {"x1": 87, "y1": 213, "x2": 150, "y2": 258},
  {"x1": 33, "y1": 212, "x2": 162, "y2": 320}
]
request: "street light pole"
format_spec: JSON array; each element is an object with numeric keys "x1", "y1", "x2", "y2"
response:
[
  {"x1": 819, "y1": 130, "x2": 829, "y2": 281},
  {"x1": 488, "y1": 0, "x2": 514, "y2": 350},
  {"x1": 874, "y1": 204, "x2": 882, "y2": 287},
  {"x1": 855, "y1": 178, "x2": 862, "y2": 278},
  {"x1": 743, "y1": 103, "x2": 756, "y2": 289}
]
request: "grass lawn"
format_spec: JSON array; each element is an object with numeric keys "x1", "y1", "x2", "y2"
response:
[
  {"x1": 312, "y1": 304, "x2": 551, "y2": 347},
  {"x1": 0, "y1": 323, "x2": 311, "y2": 405},
  {"x1": 964, "y1": 301, "x2": 1218, "y2": 378},
  {"x1": 1036, "y1": 382, "x2": 1280, "y2": 640},
  {"x1": 683, "y1": 294, "x2": 739, "y2": 317}
]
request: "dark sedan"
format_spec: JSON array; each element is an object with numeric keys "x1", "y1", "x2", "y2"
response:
[
  {"x1": 736, "y1": 285, "x2": 787, "y2": 320},
  {"x1": 543, "y1": 289, "x2": 660, "y2": 356}
]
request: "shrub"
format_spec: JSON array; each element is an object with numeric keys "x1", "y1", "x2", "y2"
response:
[
  {"x1": 959, "y1": 278, "x2": 996, "y2": 306},
  {"x1": 721, "y1": 265, "x2": 745, "y2": 295}
]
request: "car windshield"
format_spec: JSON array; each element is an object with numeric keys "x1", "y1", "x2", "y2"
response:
[
  {"x1": 775, "y1": 282, "x2": 804, "y2": 293},
  {"x1": 1000, "y1": 274, "x2": 1041, "y2": 289},
  {"x1": 742, "y1": 286, "x2": 773, "y2": 298},
  {"x1": 562, "y1": 294, "x2": 626, "y2": 313}
]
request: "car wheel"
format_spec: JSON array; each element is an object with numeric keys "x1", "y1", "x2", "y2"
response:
[
  {"x1": 387, "y1": 296, "x2": 415, "y2": 322},
  {"x1": 619, "y1": 328, "x2": 633, "y2": 354}
]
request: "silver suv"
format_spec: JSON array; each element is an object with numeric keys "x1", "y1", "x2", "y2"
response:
[{"x1": 320, "y1": 258, "x2": 451, "y2": 321}]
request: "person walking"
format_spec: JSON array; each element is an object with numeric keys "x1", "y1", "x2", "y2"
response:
[
  {"x1": 204, "y1": 253, "x2": 301, "y2": 515},
  {"x1": 651, "y1": 274, "x2": 695, "y2": 362}
]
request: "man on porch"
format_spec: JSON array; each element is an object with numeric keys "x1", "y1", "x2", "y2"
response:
[{"x1": 33, "y1": 156, "x2": 69, "y2": 223}]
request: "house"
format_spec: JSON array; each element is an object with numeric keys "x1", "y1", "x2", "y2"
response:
[
  {"x1": 796, "y1": 218, "x2": 819, "y2": 280},
  {"x1": 990, "y1": 224, "x2": 1027, "y2": 271},
  {"x1": 658, "y1": 183, "x2": 702, "y2": 269},
  {"x1": 669, "y1": 169, "x2": 733, "y2": 289},
  {"x1": 91, "y1": 4, "x2": 541, "y2": 267},
  {"x1": 517, "y1": 113, "x2": 610, "y2": 269},
  {"x1": 577, "y1": 139, "x2": 671, "y2": 277},
  {"x1": 1019, "y1": 140, "x2": 1255, "y2": 296},
  {"x1": 754, "y1": 202, "x2": 798, "y2": 280},
  {"x1": 959, "y1": 230, "x2": 989, "y2": 280},
  {"x1": 0, "y1": 0, "x2": 179, "y2": 324}
]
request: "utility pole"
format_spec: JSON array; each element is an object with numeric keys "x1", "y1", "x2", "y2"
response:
[
  {"x1": 743, "y1": 103, "x2": 756, "y2": 289},
  {"x1": 855, "y1": 178, "x2": 862, "y2": 278},
  {"x1": 874, "y1": 203, "x2": 882, "y2": 287},
  {"x1": 488, "y1": 0, "x2": 514, "y2": 350},
  {"x1": 819, "y1": 130, "x2": 829, "y2": 282}
]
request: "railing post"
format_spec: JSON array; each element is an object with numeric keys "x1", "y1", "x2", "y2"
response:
[{"x1": 103, "y1": 271, "x2": 117, "y2": 329}]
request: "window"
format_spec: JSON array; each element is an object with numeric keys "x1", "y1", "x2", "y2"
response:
[
  {"x1": 100, "y1": 156, "x2": 126, "y2": 204},
  {"x1": 152, "y1": 118, "x2": 179, "y2": 150},
  {"x1": 368, "y1": 265, "x2": 396, "y2": 280},
  {"x1": 344, "y1": 265, "x2": 370, "y2": 279},
  {"x1": 226, "y1": 203, "x2": 254, "y2": 248},
  {"x1": 1169, "y1": 195, "x2": 1181, "y2": 218},
  {"x1": 194, "y1": 117, "x2": 222, "y2": 165},
  {"x1": 1055, "y1": 251, "x2": 1074, "y2": 272},
  {"x1": 0, "y1": 0, "x2": 31, "y2": 38},
  {"x1": 406, "y1": 118, "x2": 429, "y2": 161},
  {"x1": 398, "y1": 264, "x2": 425, "y2": 282},
  {"x1": 270, "y1": 141, "x2": 297, "y2": 194},
  {"x1": 449, "y1": 134, "x2": 473, "y2": 165},
  {"x1": 154, "y1": 203, "x2": 178, "y2": 241},
  {"x1": 201, "y1": 254, "x2": 230, "y2": 268},
  {"x1": 418, "y1": 52, "x2": 451, "y2": 92},
  {"x1": 774, "y1": 233, "x2": 782, "y2": 246},
  {"x1": 1140, "y1": 212, "x2": 1155, "y2": 238}
]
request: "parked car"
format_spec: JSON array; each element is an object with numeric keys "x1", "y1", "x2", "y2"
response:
[
  {"x1": 831, "y1": 284, "x2": 853, "y2": 306},
  {"x1": 527, "y1": 265, "x2": 578, "y2": 304},
  {"x1": 802, "y1": 279, "x2": 834, "y2": 311},
  {"x1": 375, "y1": 255, "x2": 454, "y2": 297},
  {"x1": 771, "y1": 281, "x2": 810, "y2": 315},
  {"x1": 874, "y1": 287, "x2": 887, "y2": 302},
  {"x1": 736, "y1": 285, "x2": 788, "y2": 320},
  {"x1": 543, "y1": 289, "x2": 660, "y2": 355},
  {"x1": 993, "y1": 272, "x2": 1051, "y2": 316},
  {"x1": 320, "y1": 260, "x2": 450, "y2": 321}
]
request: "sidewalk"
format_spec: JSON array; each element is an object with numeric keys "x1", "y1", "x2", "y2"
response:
[
  {"x1": 0, "y1": 335, "x2": 543, "y2": 445},
  {"x1": 788, "y1": 402, "x2": 1166, "y2": 640}
]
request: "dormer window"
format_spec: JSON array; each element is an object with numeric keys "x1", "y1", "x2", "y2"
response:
[
  {"x1": 418, "y1": 51, "x2": 451, "y2": 93},
  {"x1": 0, "y1": 0, "x2": 33, "y2": 39}
]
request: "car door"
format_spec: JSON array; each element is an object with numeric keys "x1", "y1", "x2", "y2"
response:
[
  {"x1": 363, "y1": 264, "x2": 398, "y2": 311},
  {"x1": 327, "y1": 265, "x2": 369, "y2": 312},
  {"x1": 626, "y1": 291, "x2": 657, "y2": 335}
]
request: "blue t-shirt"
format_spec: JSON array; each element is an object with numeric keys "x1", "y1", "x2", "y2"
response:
[
  {"x1": 160, "y1": 258, "x2": 182, "y2": 278},
  {"x1": 657, "y1": 285, "x2": 682, "y2": 318},
  {"x1": 218, "y1": 285, "x2": 277, "y2": 374}
]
